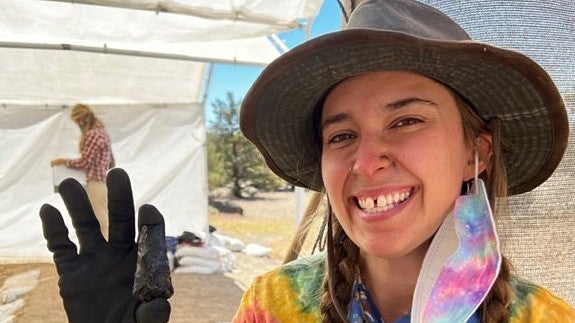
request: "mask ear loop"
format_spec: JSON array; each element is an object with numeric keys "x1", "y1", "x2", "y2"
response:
[{"x1": 472, "y1": 149, "x2": 479, "y2": 195}]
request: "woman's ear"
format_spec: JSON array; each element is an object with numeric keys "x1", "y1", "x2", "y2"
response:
[{"x1": 464, "y1": 133, "x2": 493, "y2": 181}]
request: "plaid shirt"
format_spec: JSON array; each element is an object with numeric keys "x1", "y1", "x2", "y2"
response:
[{"x1": 67, "y1": 124, "x2": 115, "y2": 182}]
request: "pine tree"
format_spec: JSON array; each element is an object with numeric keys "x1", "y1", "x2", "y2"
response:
[{"x1": 207, "y1": 92, "x2": 284, "y2": 197}]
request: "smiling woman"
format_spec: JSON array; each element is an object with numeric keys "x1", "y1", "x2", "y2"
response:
[
  {"x1": 32, "y1": 0, "x2": 573, "y2": 322},
  {"x1": 235, "y1": 0, "x2": 574, "y2": 322}
]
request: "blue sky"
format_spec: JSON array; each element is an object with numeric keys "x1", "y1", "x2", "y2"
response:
[{"x1": 203, "y1": 0, "x2": 342, "y2": 123}]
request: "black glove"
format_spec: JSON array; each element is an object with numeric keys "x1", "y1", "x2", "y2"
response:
[{"x1": 39, "y1": 168, "x2": 173, "y2": 323}]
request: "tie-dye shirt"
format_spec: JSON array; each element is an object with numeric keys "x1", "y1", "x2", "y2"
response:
[{"x1": 233, "y1": 253, "x2": 575, "y2": 322}]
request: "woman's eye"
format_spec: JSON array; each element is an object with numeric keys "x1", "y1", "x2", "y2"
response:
[
  {"x1": 327, "y1": 133, "x2": 354, "y2": 144},
  {"x1": 393, "y1": 117, "x2": 422, "y2": 128}
]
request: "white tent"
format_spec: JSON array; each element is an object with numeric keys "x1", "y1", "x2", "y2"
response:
[{"x1": 0, "y1": 0, "x2": 324, "y2": 262}]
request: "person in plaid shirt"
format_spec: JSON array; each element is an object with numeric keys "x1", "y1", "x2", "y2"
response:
[{"x1": 51, "y1": 103, "x2": 115, "y2": 240}]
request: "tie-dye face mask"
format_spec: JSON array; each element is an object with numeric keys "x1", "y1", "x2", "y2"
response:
[{"x1": 411, "y1": 178, "x2": 502, "y2": 322}]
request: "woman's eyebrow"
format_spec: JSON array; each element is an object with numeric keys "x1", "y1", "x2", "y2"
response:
[
  {"x1": 321, "y1": 112, "x2": 348, "y2": 130},
  {"x1": 386, "y1": 97, "x2": 438, "y2": 111}
]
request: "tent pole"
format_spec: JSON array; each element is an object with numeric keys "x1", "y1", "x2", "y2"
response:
[
  {"x1": 0, "y1": 41, "x2": 267, "y2": 67},
  {"x1": 200, "y1": 64, "x2": 215, "y2": 106}
]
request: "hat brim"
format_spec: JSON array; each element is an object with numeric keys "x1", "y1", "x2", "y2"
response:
[{"x1": 240, "y1": 29, "x2": 568, "y2": 195}]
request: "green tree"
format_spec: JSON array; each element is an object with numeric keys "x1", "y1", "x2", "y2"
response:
[{"x1": 207, "y1": 92, "x2": 284, "y2": 197}]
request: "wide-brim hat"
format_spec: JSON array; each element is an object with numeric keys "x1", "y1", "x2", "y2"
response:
[{"x1": 240, "y1": 0, "x2": 568, "y2": 195}]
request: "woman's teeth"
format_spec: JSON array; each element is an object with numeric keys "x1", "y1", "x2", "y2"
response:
[{"x1": 357, "y1": 191, "x2": 411, "y2": 213}]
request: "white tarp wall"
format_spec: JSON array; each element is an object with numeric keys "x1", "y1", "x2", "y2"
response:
[
  {"x1": 0, "y1": 50, "x2": 209, "y2": 262},
  {"x1": 0, "y1": 0, "x2": 326, "y2": 262},
  {"x1": 0, "y1": 102, "x2": 207, "y2": 261}
]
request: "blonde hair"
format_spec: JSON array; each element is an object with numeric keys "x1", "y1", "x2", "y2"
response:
[
  {"x1": 316, "y1": 90, "x2": 513, "y2": 322},
  {"x1": 70, "y1": 103, "x2": 102, "y2": 151}
]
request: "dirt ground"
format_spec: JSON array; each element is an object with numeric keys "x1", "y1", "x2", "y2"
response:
[{"x1": 0, "y1": 191, "x2": 312, "y2": 323}]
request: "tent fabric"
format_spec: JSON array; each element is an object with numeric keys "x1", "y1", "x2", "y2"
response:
[
  {"x1": 0, "y1": 48, "x2": 206, "y2": 105},
  {"x1": 0, "y1": 0, "x2": 325, "y2": 262},
  {"x1": 0, "y1": 52, "x2": 211, "y2": 264},
  {"x1": 0, "y1": 0, "x2": 324, "y2": 65},
  {"x1": 0, "y1": 103, "x2": 208, "y2": 262},
  {"x1": 37, "y1": 0, "x2": 323, "y2": 29}
]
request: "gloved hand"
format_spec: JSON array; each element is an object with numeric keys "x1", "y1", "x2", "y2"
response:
[{"x1": 39, "y1": 168, "x2": 173, "y2": 323}]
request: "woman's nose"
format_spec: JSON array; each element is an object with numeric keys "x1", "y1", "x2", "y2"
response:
[{"x1": 349, "y1": 135, "x2": 393, "y2": 178}]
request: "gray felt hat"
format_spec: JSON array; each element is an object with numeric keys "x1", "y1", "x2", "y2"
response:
[{"x1": 240, "y1": 0, "x2": 568, "y2": 195}]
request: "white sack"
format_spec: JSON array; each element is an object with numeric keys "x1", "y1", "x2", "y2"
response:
[{"x1": 242, "y1": 243, "x2": 272, "y2": 258}]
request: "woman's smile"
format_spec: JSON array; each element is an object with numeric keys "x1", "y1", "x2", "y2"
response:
[
  {"x1": 356, "y1": 188, "x2": 413, "y2": 213},
  {"x1": 350, "y1": 186, "x2": 415, "y2": 225}
]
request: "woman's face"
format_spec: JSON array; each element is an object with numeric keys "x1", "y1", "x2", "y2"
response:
[
  {"x1": 73, "y1": 117, "x2": 85, "y2": 127},
  {"x1": 321, "y1": 71, "x2": 476, "y2": 259}
]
